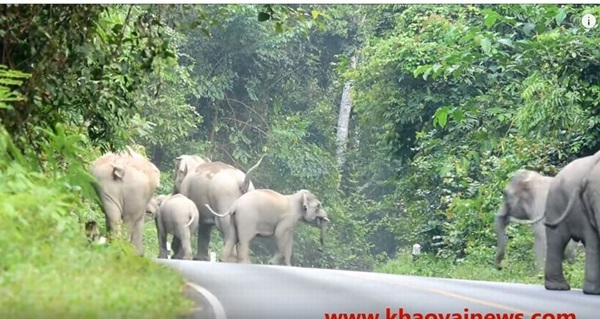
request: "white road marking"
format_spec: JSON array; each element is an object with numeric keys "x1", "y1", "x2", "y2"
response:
[{"x1": 186, "y1": 281, "x2": 228, "y2": 319}]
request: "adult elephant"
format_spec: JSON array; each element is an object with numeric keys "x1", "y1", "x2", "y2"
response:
[
  {"x1": 205, "y1": 189, "x2": 330, "y2": 266},
  {"x1": 90, "y1": 147, "x2": 160, "y2": 256},
  {"x1": 494, "y1": 169, "x2": 577, "y2": 272},
  {"x1": 174, "y1": 154, "x2": 265, "y2": 261},
  {"x1": 543, "y1": 151, "x2": 600, "y2": 295}
]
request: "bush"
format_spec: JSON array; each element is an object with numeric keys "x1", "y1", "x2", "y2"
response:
[{"x1": 0, "y1": 67, "x2": 194, "y2": 318}]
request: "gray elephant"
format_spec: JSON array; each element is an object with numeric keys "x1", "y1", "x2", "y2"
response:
[
  {"x1": 205, "y1": 189, "x2": 330, "y2": 266},
  {"x1": 494, "y1": 169, "x2": 577, "y2": 272},
  {"x1": 172, "y1": 155, "x2": 210, "y2": 194},
  {"x1": 90, "y1": 147, "x2": 160, "y2": 255},
  {"x1": 147, "y1": 194, "x2": 199, "y2": 260},
  {"x1": 542, "y1": 151, "x2": 600, "y2": 295},
  {"x1": 173, "y1": 154, "x2": 265, "y2": 261}
]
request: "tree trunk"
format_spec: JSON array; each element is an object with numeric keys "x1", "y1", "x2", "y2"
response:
[{"x1": 336, "y1": 56, "x2": 356, "y2": 171}]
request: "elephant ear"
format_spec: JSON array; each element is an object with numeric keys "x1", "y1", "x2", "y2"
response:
[
  {"x1": 176, "y1": 157, "x2": 188, "y2": 175},
  {"x1": 516, "y1": 173, "x2": 533, "y2": 195},
  {"x1": 302, "y1": 191, "x2": 309, "y2": 212},
  {"x1": 111, "y1": 164, "x2": 126, "y2": 180}
]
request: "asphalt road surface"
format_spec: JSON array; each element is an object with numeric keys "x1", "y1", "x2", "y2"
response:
[{"x1": 157, "y1": 259, "x2": 598, "y2": 319}]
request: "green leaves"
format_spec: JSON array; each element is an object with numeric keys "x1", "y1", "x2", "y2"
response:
[
  {"x1": 0, "y1": 65, "x2": 30, "y2": 110},
  {"x1": 258, "y1": 11, "x2": 271, "y2": 22},
  {"x1": 479, "y1": 36, "x2": 492, "y2": 55},
  {"x1": 555, "y1": 8, "x2": 567, "y2": 25},
  {"x1": 483, "y1": 9, "x2": 502, "y2": 28}
]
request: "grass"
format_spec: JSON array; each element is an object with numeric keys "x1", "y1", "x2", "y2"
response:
[
  {"x1": 0, "y1": 135, "x2": 195, "y2": 319},
  {"x1": 0, "y1": 241, "x2": 194, "y2": 319},
  {"x1": 376, "y1": 251, "x2": 587, "y2": 288}
]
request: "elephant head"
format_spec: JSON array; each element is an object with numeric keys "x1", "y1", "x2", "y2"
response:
[
  {"x1": 299, "y1": 190, "x2": 330, "y2": 250},
  {"x1": 494, "y1": 169, "x2": 552, "y2": 270},
  {"x1": 173, "y1": 155, "x2": 210, "y2": 194},
  {"x1": 146, "y1": 194, "x2": 171, "y2": 217}
]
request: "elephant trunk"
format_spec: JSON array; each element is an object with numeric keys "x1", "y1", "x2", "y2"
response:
[
  {"x1": 494, "y1": 205, "x2": 510, "y2": 270},
  {"x1": 318, "y1": 217, "x2": 329, "y2": 250}
]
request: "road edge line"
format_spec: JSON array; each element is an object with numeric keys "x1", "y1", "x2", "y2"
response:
[{"x1": 186, "y1": 281, "x2": 228, "y2": 319}]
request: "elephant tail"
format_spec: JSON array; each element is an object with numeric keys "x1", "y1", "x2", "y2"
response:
[
  {"x1": 204, "y1": 204, "x2": 230, "y2": 218},
  {"x1": 230, "y1": 208, "x2": 239, "y2": 246},
  {"x1": 185, "y1": 214, "x2": 195, "y2": 228},
  {"x1": 241, "y1": 154, "x2": 266, "y2": 194}
]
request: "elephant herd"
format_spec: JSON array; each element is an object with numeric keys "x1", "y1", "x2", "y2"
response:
[
  {"x1": 89, "y1": 148, "x2": 330, "y2": 267},
  {"x1": 88, "y1": 146, "x2": 600, "y2": 295},
  {"x1": 494, "y1": 150, "x2": 600, "y2": 295}
]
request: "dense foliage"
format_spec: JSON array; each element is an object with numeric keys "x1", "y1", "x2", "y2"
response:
[{"x1": 1, "y1": 4, "x2": 598, "y2": 314}]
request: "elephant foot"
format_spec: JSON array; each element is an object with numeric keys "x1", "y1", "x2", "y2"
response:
[
  {"x1": 544, "y1": 279, "x2": 571, "y2": 291},
  {"x1": 583, "y1": 281, "x2": 600, "y2": 295}
]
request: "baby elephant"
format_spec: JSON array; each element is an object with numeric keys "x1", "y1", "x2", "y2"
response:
[
  {"x1": 148, "y1": 194, "x2": 199, "y2": 260},
  {"x1": 206, "y1": 189, "x2": 330, "y2": 265}
]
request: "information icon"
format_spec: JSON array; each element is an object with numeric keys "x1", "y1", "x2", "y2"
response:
[{"x1": 582, "y1": 14, "x2": 597, "y2": 29}]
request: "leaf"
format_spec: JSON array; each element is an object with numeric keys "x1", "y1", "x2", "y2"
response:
[
  {"x1": 434, "y1": 108, "x2": 448, "y2": 128},
  {"x1": 451, "y1": 109, "x2": 464, "y2": 123},
  {"x1": 497, "y1": 38, "x2": 513, "y2": 48},
  {"x1": 413, "y1": 65, "x2": 432, "y2": 78},
  {"x1": 523, "y1": 23, "x2": 535, "y2": 35},
  {"x1": 483, "y1": 10, "x2": 500, "y2": 28},
  {"x1": 258, "y1": 12, "x2": 271, "y2": 22},
  {"x1": 555, "y1": 8, "x2": 567, "y2": 25},
  {"x1": 311, "y1": 10, "x2": 319, "y2": 19},
  {"x1": 480, "y1": 37, "x2": 492, "y2": 54}
]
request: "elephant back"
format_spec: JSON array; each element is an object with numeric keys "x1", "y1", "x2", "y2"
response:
[{"x1": 91, "y1": 150, "x2": 160, "y2": 194}]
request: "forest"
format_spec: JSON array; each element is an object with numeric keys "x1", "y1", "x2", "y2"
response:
[{"x1": 1, "y1": 3, "x2": 600, "y2": 317}]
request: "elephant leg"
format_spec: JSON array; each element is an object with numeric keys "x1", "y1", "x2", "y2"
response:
[
  {"x1": 179, "y1": 227, "x2": 193, "y2": 260},
  {"x1": 217, "y1": 216, "x2": 237, "y2": 263},
  {"x1": 544, "y1": 226, "x2": 571, "y2": 291},
  {"x1": 128, "y1": 217, "x2": 145, "y2": 256},
  {"x1": 532, "y1": 225, "x2": 546, "y2": 273},
  {"x1": 195, "y1": 223, "x2": 212, "y2": 261},
  {"x1": 156, "y1": 218, "x2": 168, "y2": 259},
  {"x1": 103, "y1": 201, "x2": 123, "y2": 240},
  {"x1": 171, "y1": 236, "x2": 182, "y2": 259},
  {"x1": 236, "y1": 228, "x2": 254, "y2": 264},
  {"x1": 268, "y1": 251, "x2": 283, "y2": 265},
  {"x1": 237, "y1": 239, "x2": 252, "y2": 264},
  {"x1": 275, "y1": 226, "x2": 293, "y2": 266},
  {"x1": 582, "y1": 232, "x2": 600, "y2": 295}
]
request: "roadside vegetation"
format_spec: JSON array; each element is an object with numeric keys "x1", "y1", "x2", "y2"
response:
[{"x1": 1, "y1": 4, "x2": 598, "y2": 316}]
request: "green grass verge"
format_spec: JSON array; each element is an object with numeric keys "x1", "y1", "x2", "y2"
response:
[
  {"x1": 0, "y1": 242, "x2": 194, "y2": 319},
  {"x1": 376, "y1": 251, "x2": 586, "y2": 288},
  {"x1": 0, "y1": 129, "x2": 195, "y2": 319}
]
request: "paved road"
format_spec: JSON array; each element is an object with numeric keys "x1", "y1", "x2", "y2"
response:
[{"x1": 158, "y1": 259, "x2": 598, "y2": 319}]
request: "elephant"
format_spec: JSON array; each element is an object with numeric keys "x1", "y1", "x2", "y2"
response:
[
  {"x1": 173, "y1": 154, "x2": 265, "y2": 261},
  {"x1": 147, "y1": 194, "x2": 200, "y2": 260},
  {"x1": 172, "y1": 155, "x2": 210, "y2": 194},
  {"x1": 542, "y1": 150, "x2": 600, "y2": 295},
  {"x1": 494, "y1": 169, "x2": 577, "y2": 272},
  {"x1": 90, "y1": 147, "x2": 160, "y2": 255},
  {"x1": 205, "y1": 189, "x2": 330, "y2": 266}
]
